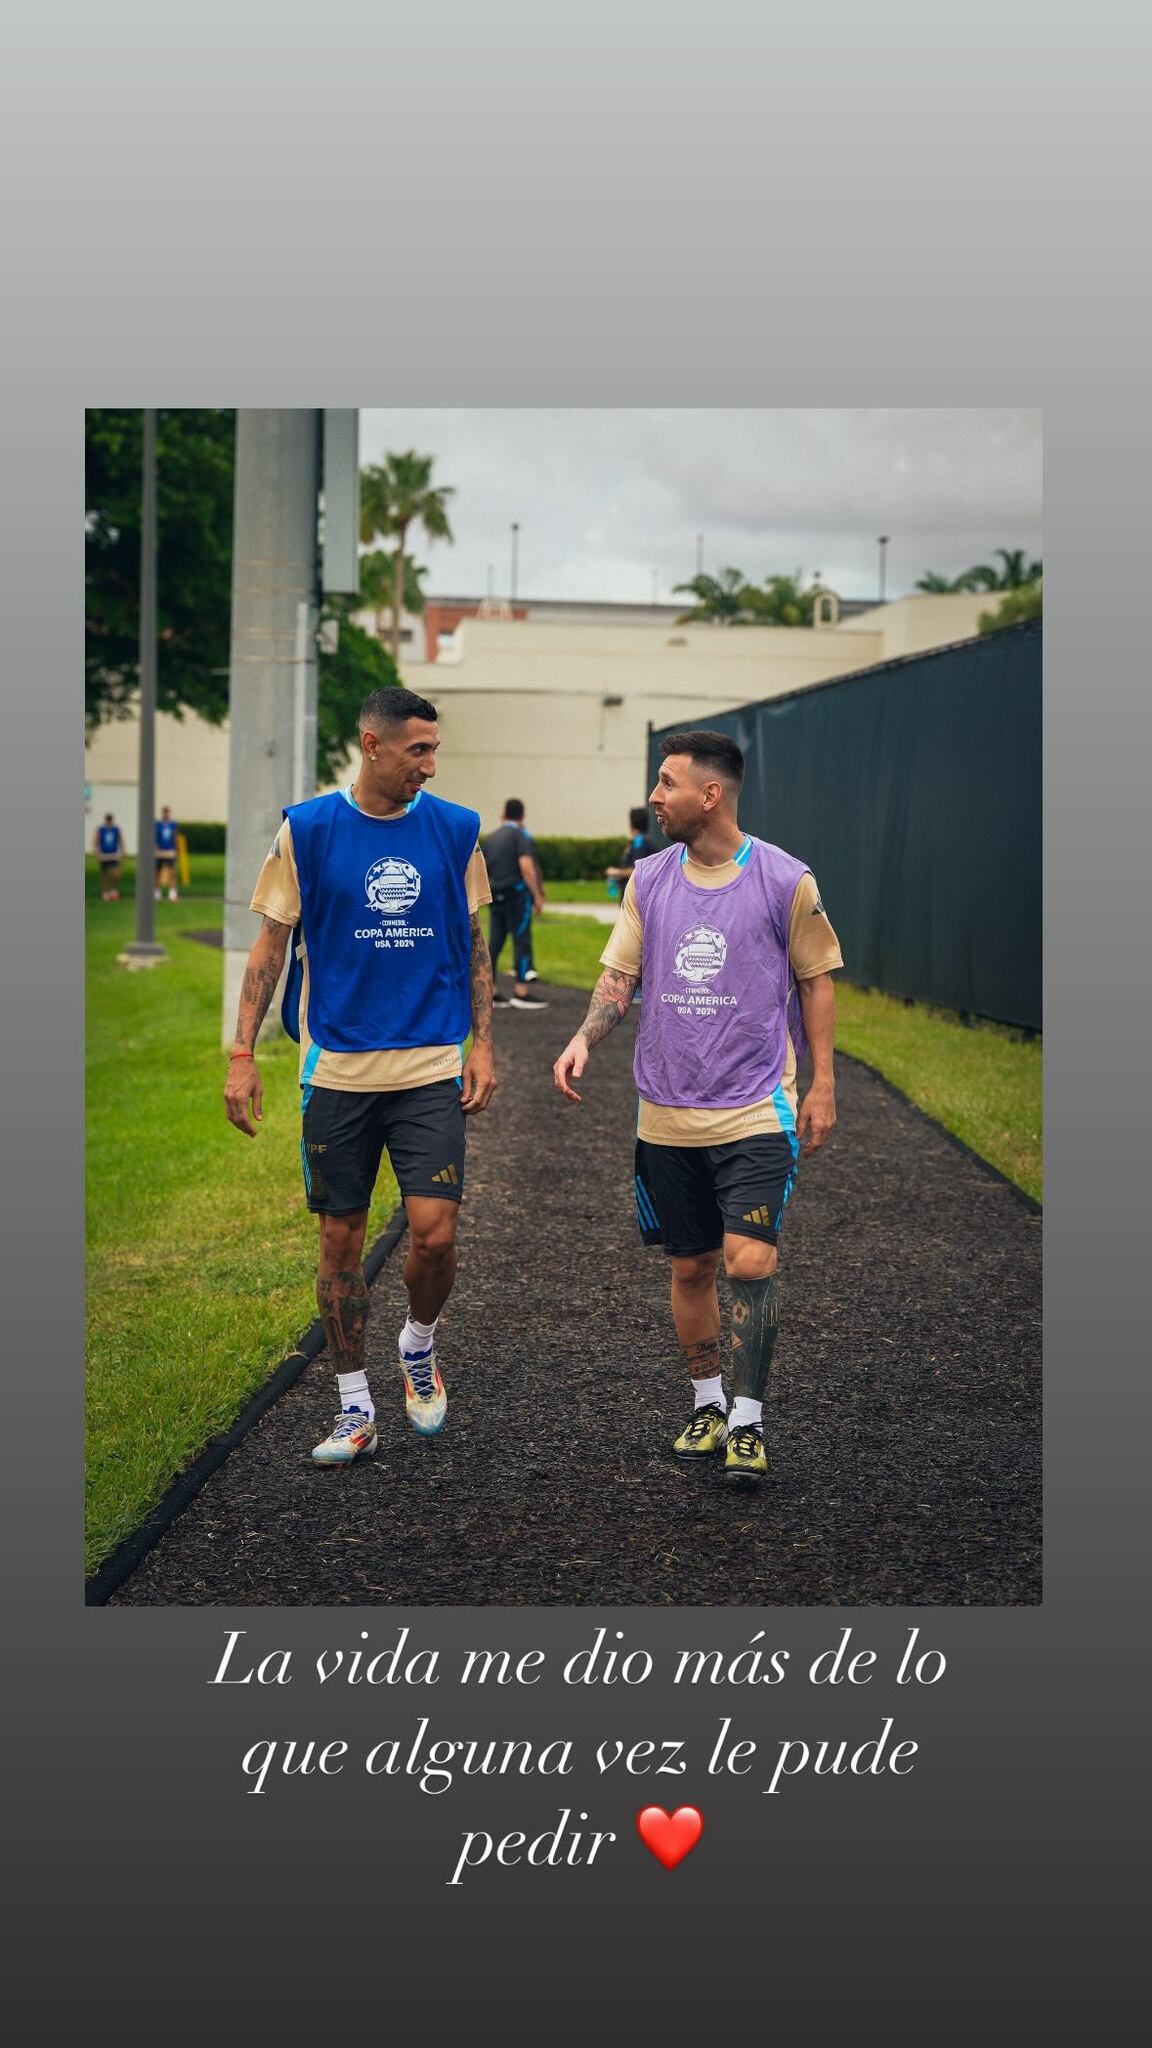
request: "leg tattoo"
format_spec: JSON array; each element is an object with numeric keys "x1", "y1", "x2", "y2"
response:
[
  {"x1": 729, "y1": 1275, "x2": 779, "y2": 1402},
  {"x1": 680, "y1": 1336, "x2": 722, "y2": 1381},
  {"x1": 317, "y1": 1267, "x2": 370, "y2": 1373}
]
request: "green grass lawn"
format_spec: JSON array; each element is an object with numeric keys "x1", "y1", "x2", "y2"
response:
[
  {"x1": 86, "y1": 862, "x2": 1041, "y2": 1572},
  {"x1": 543, "y1": 879, "x2": 620, "y2": 903}
]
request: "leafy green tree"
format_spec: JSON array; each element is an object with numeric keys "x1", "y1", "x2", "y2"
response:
[
  {"x1": 86, "y1": 408, "x2": 236, "y2": 728},
  {"x1": 86, "y1": 410, "x2": 408, "y2": 778},
  {"x1": 978, "y1": 580, "x2": 1043, "y2": 633},
  {"x1": 316, "y1": 598, "x2": 404, "y2": 783},
  {"x1": 360, "y1": 451, "x2": 454, "y2": 658}
]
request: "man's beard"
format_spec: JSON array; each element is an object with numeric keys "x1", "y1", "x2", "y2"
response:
[{"x1": 657, "y1": 816, "x2": 697, "y2": 847}]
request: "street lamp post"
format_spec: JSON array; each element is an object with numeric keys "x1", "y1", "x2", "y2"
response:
[
  {"x1": 878, "y1": 534, "x2": 890, "y2": 605},
  {"x1": 510, "y1": 522, "x2": 520, "y2": 604},
  {"x1": 119, "y1": 407, "x2": 166, "y2": 969}
]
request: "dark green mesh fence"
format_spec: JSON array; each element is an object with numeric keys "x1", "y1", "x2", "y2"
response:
[{"x1": 647, "y1": 621, "x2": 1041, "y2": 1030}]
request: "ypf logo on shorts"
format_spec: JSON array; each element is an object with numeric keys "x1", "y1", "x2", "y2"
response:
[
  {"x1": 673, "y1": 924, "x2": 728, "y2": 983},
  {"x1": 365, "y1": 857, "x2": 422, "y2": 918}
]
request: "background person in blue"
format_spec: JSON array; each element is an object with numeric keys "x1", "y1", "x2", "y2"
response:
[
  {"x1": 155, "y1": 805, "x2": 180, "y2": 900},
  {"x1": 482, "y1": 797, "x2": 548, "y2": 1009},
  {"x1": 93, "y1": 812, "x2": 124, "y2": 899},
  {"x1": 604, "y1": 805, "x2": 657, "y2": 902},
  {"x1": 223, "y1": 688, "x2": 497, "y2": 1467}
]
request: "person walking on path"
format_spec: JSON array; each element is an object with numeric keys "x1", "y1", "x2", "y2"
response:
[
  {"x1": 605, "y1": 805, "x2": 658, "y2": 902},
  {"x1": 553, "y1": 729, "x2": 842, "y2": 1485},
  {"x1": 223, "y1": 688, "x2": 497, "y2": 1466},
  {"x1": 483, "y1": 797, "x2": 548, "y2": 1010},
  {"x1": 93, "y1": 813, "x2": 124, "y2": 899},
  {"x1": 155, "y1": 805, "x2": 180, "y2": 900}
]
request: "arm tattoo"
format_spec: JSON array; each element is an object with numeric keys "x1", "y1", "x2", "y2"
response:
[
  {"x1": 579, "y1": 966, "x2": 638, "y2": 1049},
  {"x1": 469, "y1": 912, "x2": 494, "y2": 1044},
  {"x1": 233, "y1": 915, "x2": 291, "y2": 1051}
]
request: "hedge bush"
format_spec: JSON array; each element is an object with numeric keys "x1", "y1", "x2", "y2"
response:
[
  {"x1": 179, "y1": 821, "x2": 227, "y2": 853},
  {"x1": 531, "y1": 837, "x2": 629, "y2": 881}
]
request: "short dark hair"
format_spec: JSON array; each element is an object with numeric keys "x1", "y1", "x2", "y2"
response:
[
  {"x1": 629, "y1": 806, "x2": 649, "y2": 832},
  {"x1": 659, "y1": 729, "x2": 744, "y2": 790},
  {"x1": 358, "y1": 686, "x2": 438, "y2": 730},
  {"x1": 503, "y1": 798, "x2": 525, "y2": 821}
]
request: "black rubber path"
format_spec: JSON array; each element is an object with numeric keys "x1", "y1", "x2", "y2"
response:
[{"x1": 112, "y1": 985, "x2": 1041, "y2": 1606}]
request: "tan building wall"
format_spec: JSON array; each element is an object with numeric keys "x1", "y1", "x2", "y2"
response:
[
  {"x1": 84, "y1": 594, "x2": 996, "y2": 840},
  {"x1": 840, "y1": 591, "x2": 1000, "y2": 658},
  {"x1": 418, "y1": 618, "x2": 885, "y2": 833}
]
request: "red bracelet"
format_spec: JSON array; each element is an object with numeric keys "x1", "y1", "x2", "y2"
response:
[{"x1": 229, "y1": 1050, "x2": 255, "y2": 1060}]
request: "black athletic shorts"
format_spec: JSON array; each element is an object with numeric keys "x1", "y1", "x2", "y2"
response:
[
  {"x1": 301, "y1": 1079, "x2": 466, "y2": 1216},
  {"x1": 634, "y1": 1133, "x2": 799, "y2": 1256}
]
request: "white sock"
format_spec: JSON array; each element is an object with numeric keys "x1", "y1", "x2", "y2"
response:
[
  {"x1": 729, "y1": 1396, "x2": 763, "y2": 1433},
  {"x1": 337, "y1": 1370, "x2": 374, "y2": 1420},
  {"x1": 692, "y1": 1374, "x2": 725, "y2": 1411},
  {"x1": 400, "y1": 1313, "x2": 437, "y2": 1358}
]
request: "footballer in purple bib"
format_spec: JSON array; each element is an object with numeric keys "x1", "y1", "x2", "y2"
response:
[
  {"x1": 553, "y1": 729, "x2": 842, "y2": 1486},
  {"x1": 224, "y1": 688, "x2": 498, "y2": 1468}
]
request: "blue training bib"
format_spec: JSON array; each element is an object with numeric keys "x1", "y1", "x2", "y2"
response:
[{"x1": 281, "y1": 789, "x2": 479, "y2": 1053}]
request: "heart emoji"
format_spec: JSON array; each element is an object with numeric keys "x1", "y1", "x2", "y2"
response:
[{"x1": 636, "y1": 1805, "x2": 704, "y2": 1870}]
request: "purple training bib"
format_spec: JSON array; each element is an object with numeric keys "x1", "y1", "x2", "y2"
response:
[{"x1": 632, "y1": 839, "x2": 810, "y2": 1109}]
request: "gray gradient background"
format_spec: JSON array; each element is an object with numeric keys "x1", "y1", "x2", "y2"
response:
[{"x1": 4, "y1": 6, "x2": 1148, "y2": 2041}]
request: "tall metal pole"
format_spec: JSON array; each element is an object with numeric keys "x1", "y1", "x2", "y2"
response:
[
  {"x1": 510, "y1": 522, "x2": 519, "y2": 603},
  {"x1": 120, "y1": 407, "x2": 166, "y2": 968},
  {"x1": 221, "y1": 410, "x2": 321, "y2": 1046},
  {"x1": 696, "y1": 532, "x2": 704, "y2": 576},
  {"x1": 878, "y1": 534, "x2": 890, "y2": 604}
]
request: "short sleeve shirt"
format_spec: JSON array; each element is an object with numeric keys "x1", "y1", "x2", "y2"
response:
[
  {"x1": 250, "y1": 803, "x2": 492, "y2": 1093},
  {"x1": 600, "y1": 852, "x2": 842, "y2": 1145}
]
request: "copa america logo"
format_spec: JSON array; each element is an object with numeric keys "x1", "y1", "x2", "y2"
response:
[
  {"x1": 364, "y1": 857, "x2": 422, "y2": 918},
  {"x1": 673, "y1": 924, "x2": 728, "y2": 983}
]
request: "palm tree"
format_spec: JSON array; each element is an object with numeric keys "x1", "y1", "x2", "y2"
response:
[
  {"x1": 359, "y1": 452, "x2": 455, "y2": 659},
  {"x1": 965, "y1": 547, "x2": 1042, "y2": 592},
  {"x1": 741, "y1": 572, "x2": 820, "y2": 626},
  {"x1": 672, "y1": 568, "x2": 749, "y2": 625},
  {"x1": 915, "y1": 569, "x2": 969, "y2": 593},
  {"x1": 359, "y1": 548, "x2": 429, "y2": 639}
]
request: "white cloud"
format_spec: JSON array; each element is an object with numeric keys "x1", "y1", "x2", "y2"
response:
[{"x1": 359, "y1": 407, "x2": 1042, "y2": 603}]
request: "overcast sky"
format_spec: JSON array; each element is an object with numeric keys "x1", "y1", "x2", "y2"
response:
[{"x1": 359, "y1": 408, "x2": 1042, "y2": 607}]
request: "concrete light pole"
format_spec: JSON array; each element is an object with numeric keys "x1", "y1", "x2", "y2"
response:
[
  {"x1": 878, "y1": 534, "x2": 890, "y2": 604},
  {"x1": 119, "y1": 407, "x2": 166, "y2": 970},
  {"x1": 221, "y1": 410, "x2": 321, "y2": 1047}
]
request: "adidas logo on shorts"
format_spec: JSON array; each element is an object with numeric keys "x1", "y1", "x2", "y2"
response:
[
  {"x1": 742, "y1": 1206, "x2": 774, "y2": 1227},
  {"x1": 431, "y1": 1164, "x2": 460, "y2": 1186}
]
